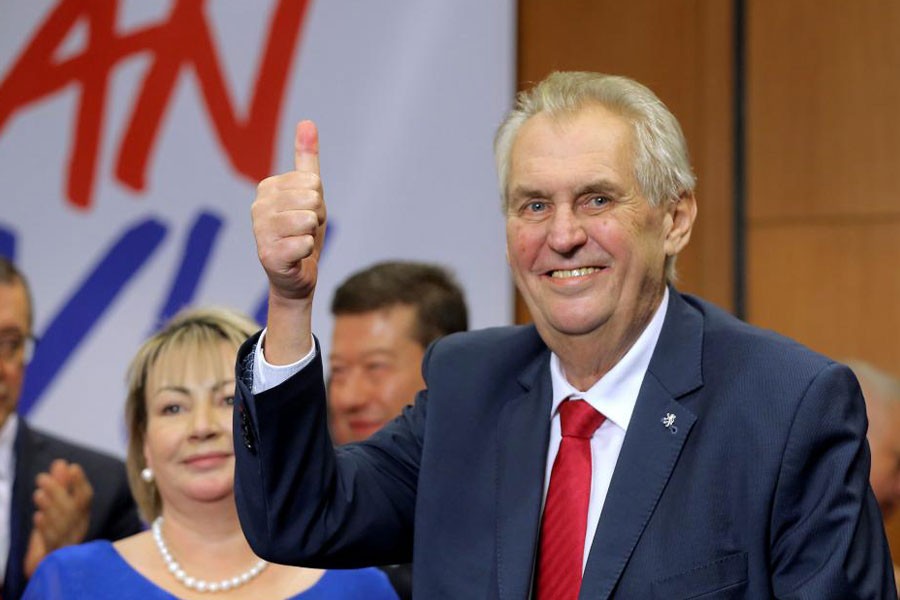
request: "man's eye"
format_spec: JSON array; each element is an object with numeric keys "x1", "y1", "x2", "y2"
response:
[
  {"x1": 585, "y1": 195, "x2": 610, "y2": 208},
  {"x1": 525, "y1": 201, "x2": 547, "y2": 213}
]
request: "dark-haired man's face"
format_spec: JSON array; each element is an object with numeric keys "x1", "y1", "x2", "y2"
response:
[
  {"x1": 328, "y1": 305, "x2": 426, "y2": 444},
  {"x1": 0, "y1": 281, "x2": 29, "y2": 428}
]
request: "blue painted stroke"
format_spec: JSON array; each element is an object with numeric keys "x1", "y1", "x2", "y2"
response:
[
  {"x1": 0, "y1": 225, "x2": 15, "y2": 260},
  {"x1": 153, "y1": 211, "x2": 222, "y2": 331},
  {"x1": 19, "y1": 218, "x2": 167, "y2": 415}
]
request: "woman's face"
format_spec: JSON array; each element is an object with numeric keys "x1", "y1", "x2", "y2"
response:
[{"x1": 142, "y1": 341, "x2": 237, "y2": 510}]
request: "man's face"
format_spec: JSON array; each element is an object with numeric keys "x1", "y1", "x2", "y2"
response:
[
  {"x1": 868, "y1": 401, "x2": 900, "y2": 517},
  {"x1": 505, "y1": 104, "x2": 692, "y2": 356},
  {"x1": 328, "y1": 305, "x2": 426, "y2": 444},
  {"x1": 0, "y1": 281, "x2": 30, "y2": 428}
]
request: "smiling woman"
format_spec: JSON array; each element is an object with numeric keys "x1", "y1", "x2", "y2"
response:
[{"x1": 22, "y1": 308, "x2": 399, "y2": 599}]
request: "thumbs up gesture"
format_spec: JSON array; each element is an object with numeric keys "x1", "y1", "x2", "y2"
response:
[
  {"x1": 251, "y1": 120, "x2": 326, "y2": 362},
  {"x1": 252, "y1": 120, "x2": 326, "y2": 305}
]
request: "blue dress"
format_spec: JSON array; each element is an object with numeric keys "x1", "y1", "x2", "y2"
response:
[{"x1": 23, "y1": 541, "x2": 400, "y2": 599}]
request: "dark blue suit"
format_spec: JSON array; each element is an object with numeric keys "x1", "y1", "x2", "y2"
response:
[
  {"x1": 234, "y1": 290, "x2": 896, "y2": 598},
  {"x1": 4, "y1": 422, "x2": 142, "y2": 600}
]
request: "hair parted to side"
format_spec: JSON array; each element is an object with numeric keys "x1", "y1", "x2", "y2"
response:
[
  {"x1": 123, "y1": 306, "x2": 259, "y2": 522},
  {"x1": 331, "y1": 261, "x2": 468, "y2": 348},
  {"x1": 0, "y1": 257, "x2": 34, "y2": 329},
  {"x1": 494, "y1": 71, "x2": 696, "y2": 210},
  {"x1": 493, "y1": 72, "x2": 697, "y2": 281}
]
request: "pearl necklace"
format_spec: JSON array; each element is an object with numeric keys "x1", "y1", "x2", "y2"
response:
[{"x1": 151, "y1": 517, "x2": 268, "y2": 593}]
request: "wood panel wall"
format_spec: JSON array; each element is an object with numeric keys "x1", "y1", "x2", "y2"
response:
[
  {"x1": 515, "y1": 0, "x2": 735, "y2": 323},
  {"x1": 745, "y1": 0, "x2": 900, "y2": 560}
]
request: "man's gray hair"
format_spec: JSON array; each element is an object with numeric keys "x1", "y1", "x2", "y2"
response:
[{"x1": 494, "y1": 71, "x2": 697, "y2": 210}]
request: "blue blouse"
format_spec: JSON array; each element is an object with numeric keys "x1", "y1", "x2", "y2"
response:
[{"x1": 24, "y1": 540, "x2": 399, "y2": 599}]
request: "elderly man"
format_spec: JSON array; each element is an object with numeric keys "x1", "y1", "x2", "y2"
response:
[
  {"x1": 327, "y1": 261, "x2": 468, "y2": 445},
  {"x1": 234, "y1": 72, "x2": 895, "y2": 598},
  {"x1": 0, "y1": 258, "x2": 141, "y2": 599}
]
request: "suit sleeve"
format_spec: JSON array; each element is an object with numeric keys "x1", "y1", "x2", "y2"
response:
[
  {"x1": 233, "y1": 334, "x2": 423, "y2": 568},
  {"x1": 770, "y1": 362, "x2": 897, "y2": 599}
]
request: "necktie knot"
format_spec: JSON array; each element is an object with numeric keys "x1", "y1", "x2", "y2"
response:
[{"x1": 559, "y1": 398, "x2": 605, "y2": 439}]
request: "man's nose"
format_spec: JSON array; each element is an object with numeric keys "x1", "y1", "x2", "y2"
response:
[
  {"x1": 331, "y1": 372, "x2": 372, "y2": 413},
  {"x1": 546, "y1": 205, "x2": 588, "y2": 254}
]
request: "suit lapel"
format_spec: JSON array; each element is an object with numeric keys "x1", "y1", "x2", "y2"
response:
[
  {"x1": 6, "y1": 420, "x2": 41, "y2": 599},
  {"x1": 579, "y1": 289, "x2": 704, "y2": 600},
  {"x1": 496, "y1": 347, "x2": 552, "y2": 600}
]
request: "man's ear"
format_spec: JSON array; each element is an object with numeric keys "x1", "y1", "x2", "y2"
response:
[{"x1": 664, "y1": 192, "x2": 697, "y2": 257}]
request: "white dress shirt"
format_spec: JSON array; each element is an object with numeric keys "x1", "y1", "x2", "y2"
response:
[
  {"x1": 252, "y1": 290, "x2": 669, "y2": 574},
  {"x1": 544, "y1": 288, "x2": 668, "y2": 572},
  {"x1": 0, "y1": 413, "x2": 19, "y2": 584}
]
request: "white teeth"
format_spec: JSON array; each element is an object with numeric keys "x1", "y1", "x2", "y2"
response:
[{"x1": 550, "y1": 267, "x2": 599, "y2": 278}]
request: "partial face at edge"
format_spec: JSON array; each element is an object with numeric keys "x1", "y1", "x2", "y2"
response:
[{"x1": 0, "y1": 281, "x2": 30, "y2": 429}]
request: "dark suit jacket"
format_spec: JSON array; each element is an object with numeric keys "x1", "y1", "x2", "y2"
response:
[
  {"x1": 234, "y1": 290, "x2": 897, "y2": 599},
  {"x1": 3, "y1": 421, "x2": 142, "y2": 599}
]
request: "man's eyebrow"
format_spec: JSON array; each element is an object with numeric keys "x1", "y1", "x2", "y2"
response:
[
  {"x1": 508, "y1": 185, "x2": 547, "y2": 201},
  {"x1": 572, "y1": 179, "x2": 627, "y2": 198},
  {"x1": 330, "y1": 349, "x2": 397, "y2": 362}
]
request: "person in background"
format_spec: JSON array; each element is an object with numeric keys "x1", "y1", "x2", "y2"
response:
[
  {"x1": 24, "y1": 307, "x2": 398, "y2": 599},
  {"x1": 0, "y1": 257, "x2": 141, "y2": 599},
  {"x1": 328, "y1": 260, "x2": 468, "y2": 445},
  {"x1": 848, "y1": 359, "x2": 900, "y2": 593},
  {"x1": 327, "y1": 260, "x2": 467, "y2": 598}
]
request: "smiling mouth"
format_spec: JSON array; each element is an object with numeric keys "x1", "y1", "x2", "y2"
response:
[
  {"x1": 548, "y1": 267, "x2": 603, "y2": 279},
  {"x1": 183, "y1": 452, "x2": 232, "y2": 466}
]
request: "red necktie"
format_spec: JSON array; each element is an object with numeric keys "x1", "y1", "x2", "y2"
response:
[{"x1": 535, "y1": 398, "x2": 606, "y2": 600}]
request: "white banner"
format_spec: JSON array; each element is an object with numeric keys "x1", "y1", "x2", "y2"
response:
[{"x1": 0, "y1": 0, "x2": 514, "y2": 456}]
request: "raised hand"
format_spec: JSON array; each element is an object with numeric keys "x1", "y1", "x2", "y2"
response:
[
  {"x1": 253, "y1": 120, "x2": 327, "y2": 304},
  {"x1": 251, "y1": 120, "x2": 327, "y2": 363}
]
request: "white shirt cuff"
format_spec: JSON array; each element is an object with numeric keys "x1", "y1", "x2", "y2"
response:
[{"x1": 251, "y1": 328, "x2": 317, "y2": 394}]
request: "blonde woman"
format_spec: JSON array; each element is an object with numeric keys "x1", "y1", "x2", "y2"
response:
[{"x1": 24, "y1": 308, "x2": 398, "y2": 599}]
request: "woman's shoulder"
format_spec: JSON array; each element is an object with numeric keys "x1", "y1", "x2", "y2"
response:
[
  {"x1": 24, "y1": 541, "x2": 131, "y2": 599},
  {"x1": 39, "y1": 539, "x2": 119, "y2": 569},
  {"x1": 299, "y1": 567, "x2": 399, "y2": 599}
]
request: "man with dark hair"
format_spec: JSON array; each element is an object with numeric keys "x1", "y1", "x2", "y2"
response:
[
  {"x1": 0, "y1": 257, "x2": 141, "y2": 599},
  {"x1": 328, "y1": 261, "x2": 468, "y2": 444},
  {"x1": 327, "y1": 261, "x2": 467, "y2": 599}
]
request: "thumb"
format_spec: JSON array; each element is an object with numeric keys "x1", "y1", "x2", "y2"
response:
[{"x1": 294, "y1": 119, "x2": 320, "y2": 174}]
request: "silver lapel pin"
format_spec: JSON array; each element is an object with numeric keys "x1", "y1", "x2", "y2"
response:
[{"x1": 661, "y1": 413, "x2": 676, "y2": 428}]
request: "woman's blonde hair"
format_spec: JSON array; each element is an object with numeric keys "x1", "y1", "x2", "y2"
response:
[{"x1": 123, "y1": 307, "x2": 258, "y2": 522}]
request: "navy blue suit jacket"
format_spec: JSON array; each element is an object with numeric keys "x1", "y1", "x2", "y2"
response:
[
  {"x1": 234, "y1": 290, "x2": 896, "y2": 598},
  {"x1": 3, "y1": 422, "x2": 142, "y2": 600}
]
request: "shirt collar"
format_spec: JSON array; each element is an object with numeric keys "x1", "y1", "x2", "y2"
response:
[
  {"x1": 0, "y1": 413, "x2": 18, "y2": 482},
  {"x1": 549, "y1": 287, "x2": 669, "y2": 432}
]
